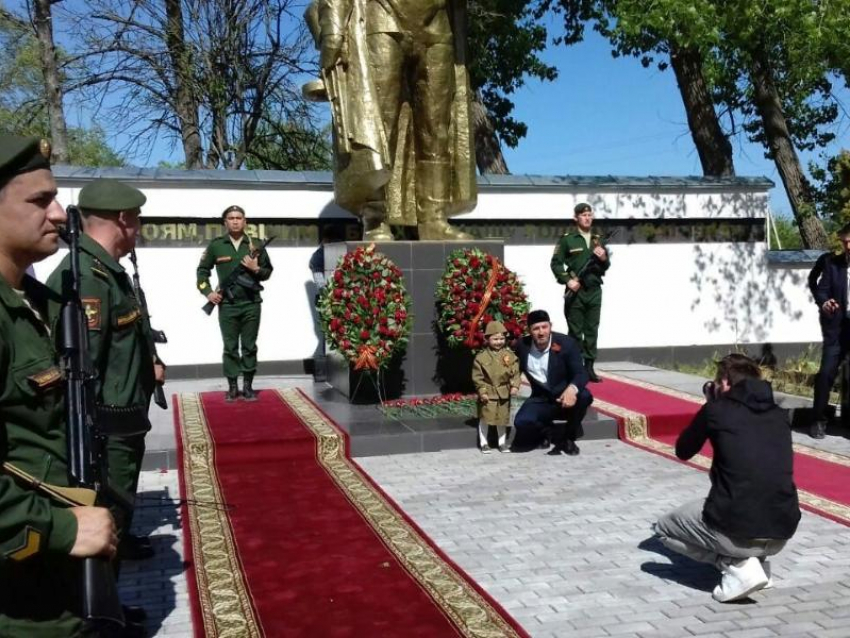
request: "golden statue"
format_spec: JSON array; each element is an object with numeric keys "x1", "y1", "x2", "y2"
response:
[{"x1": 304, "y1": 0, "x2": 476, "y2": 241}]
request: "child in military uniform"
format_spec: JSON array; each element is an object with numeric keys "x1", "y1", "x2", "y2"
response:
[{"x1": 472, "y1": 321, "x2": 521, "y2": 453}]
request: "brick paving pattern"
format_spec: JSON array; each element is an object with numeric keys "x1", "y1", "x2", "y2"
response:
[{"x1": 126, "y1": 370, "x2": 850, "y2": 638}]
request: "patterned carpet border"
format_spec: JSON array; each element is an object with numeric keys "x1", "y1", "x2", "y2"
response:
[
  {"x1": 593, "y1": 376, "x2": 850, "y2": 528},
  {"x1": 175, "y1": 393, "x2": 263, "y2": 638},
  {"x1": 276, "y1": 388, "x2": 529, "y2": 638}
]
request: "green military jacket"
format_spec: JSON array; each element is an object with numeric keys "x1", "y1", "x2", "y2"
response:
[
  {"x1": 472, "y1": 348, "x2": 521, "y2": 427},
  {"x1": 0, "y1": 275, "x2": 77, "y2": 563},
  {"x1": 550, "y1": 230, "x2": 610, "y2": 289},
  {"x1": 47, "y1": 235, "x2": 155, "y2": 412},
  {"x1": 196, "y1": 234, "x2": 273, "y2": 304}
]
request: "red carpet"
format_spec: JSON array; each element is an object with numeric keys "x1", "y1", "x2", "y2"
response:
[
  {"x1": 593, "y1": 372, "x2": 850, "y2": 527},
  {"x1": 174, "y1": 388, "x2": 529, "y2": 638}
]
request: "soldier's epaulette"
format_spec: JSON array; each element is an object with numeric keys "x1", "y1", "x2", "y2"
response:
[{"x1": 90, "y1": 261, "x2": 110, "y2": 280}]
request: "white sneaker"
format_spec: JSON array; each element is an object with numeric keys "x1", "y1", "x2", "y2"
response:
[
  {"x1": 712, "y1": 557, "x2": 769, "y2": 602},
  {"x1": 499, "y1": 445, "x2": 511, "y2": 453},
  {"x1": 760, "y1": 559, "x2": 773, "y2": 589},
  {"x1": 480, "y1": 445, "x2": 492, "y2": 455}
]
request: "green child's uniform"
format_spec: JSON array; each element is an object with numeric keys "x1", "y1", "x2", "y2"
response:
[
  {"x1": 472, "y1": 348, "x2": 521, "y2": 427},
  {"x1": 196, "y1": 235, "x2": 273, "y2": 378},
  {"x1": 47, "y1": 233, "x2": 156, "y2": 546},
  {"x1": 550, "y1": 230, "x2": 610, "y2": 363},
  {"x1": 0, "y1": 275, "x2": 94, "y2": 637}
]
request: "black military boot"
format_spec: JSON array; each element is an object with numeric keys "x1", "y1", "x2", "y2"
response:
[
  {"x1": 225, "y1": 377, "x2": 240, "y2": 402},
  {"x1": 585, "y1": 360, "x2": 602, "y2": 383},
  {"x1": 242, "y1": 372, "x2": 258, "y2": 402}
]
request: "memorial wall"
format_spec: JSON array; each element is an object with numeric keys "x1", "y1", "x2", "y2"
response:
[{"x1": 33, "y1": 168, "x2": 820, "y2": 375}]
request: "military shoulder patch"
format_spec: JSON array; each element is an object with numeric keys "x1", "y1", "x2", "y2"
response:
[
  {"x1": 116, "y1": 308, "x2": 141, "y2": 328},
  {"x1": 199, "y1": 281, "x2": 208, "y2": 290},
  {"x1": 27, "y1": 366, "x2": 62, "y2": 389},
  {"x1": 90, "y1": 264, "x2": 110, "y2": 280},
  {"x1": 82, "y1": 298, "x2": 102, "y2": 331}
]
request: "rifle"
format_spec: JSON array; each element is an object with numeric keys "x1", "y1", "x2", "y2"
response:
[
  {"x1": 59, "y1": 205, "x2": 125, "y2": 630},
  {"x1": 563, "y1": 228, "x2": 619, "y2": 310},
  {"x1": 129, "y1": 249, "x2": 168, "y2": 410},
  {"x1": 202, "y1": 236, "x2": 275, "y2": 315}
]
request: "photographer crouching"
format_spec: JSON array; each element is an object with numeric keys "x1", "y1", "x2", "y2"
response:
[{"x1": 652, "y1": 354, "x2": 801, "y2": 602}]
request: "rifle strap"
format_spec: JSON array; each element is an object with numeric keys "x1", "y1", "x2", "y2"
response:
[{"x1": 1, "y1": 462, "x2": 97, "y2": 507}]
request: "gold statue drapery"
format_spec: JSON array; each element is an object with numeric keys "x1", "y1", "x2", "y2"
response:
[{"x1": 304, "y1": 0, "x2": 477, "y2": 239}]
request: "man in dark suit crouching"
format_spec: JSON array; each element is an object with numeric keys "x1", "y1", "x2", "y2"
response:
[{"x1": 512, "y1": 309, "x2": 593, "y2": 455}]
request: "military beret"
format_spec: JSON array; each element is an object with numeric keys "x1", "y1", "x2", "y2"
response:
[
  {"x1": 484, "y1": 320, "x2": 507, "y2": 336},
  {"x1": 78, "y1": 179, "x2": 146, "y2": 212},
  {"x1": 0, "y1": 134, "x2": 51, "y2": 185},
  {"x1": 838, "y1": 222, "x2": 850, "y2": 237},
  {"x1": 574, "y1": 202, "x2": 592, "y2": 215},
  {"x1": 527, "y1": 309, "x2": 550, "y2": 327}
]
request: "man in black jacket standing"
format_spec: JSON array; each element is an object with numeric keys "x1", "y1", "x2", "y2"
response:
[
  {"x1": 811, "y1": 224, "x2": 850, "y2": 438},
  {"x1": 653, "y1": 354, "x2": 800, "y2": 603},
  {"x1": 512, "y1": 309, "x2": 593, "y2": 455}
]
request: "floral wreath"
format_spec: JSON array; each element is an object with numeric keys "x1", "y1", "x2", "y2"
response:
[
  {"x1": 435, "y1": 248, "x2": 530, "y2": 349},
  {"x1": 318, "y1": 244, "x2": 412, "y2": 370}
]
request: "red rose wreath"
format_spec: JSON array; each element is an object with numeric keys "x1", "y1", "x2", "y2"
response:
[
  {"x1": 318, "y1": 244, "x2": 412, "y2": 370},
  {"x1": 435, "y1": 248, "x2": 530, "y2": 349}
]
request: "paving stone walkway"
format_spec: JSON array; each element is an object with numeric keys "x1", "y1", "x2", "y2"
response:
[{"x1": 126, "y1": 367, "x2": 850, "y2": 637}]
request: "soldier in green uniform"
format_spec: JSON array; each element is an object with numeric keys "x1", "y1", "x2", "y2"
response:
[
  {"x1": 550, "y1": 202, "x2": 610, "y2": 383},
  {"x1": 0, "y1": 135, "x2": 117, "y2": 636},
  {"x1": 47, "y1": 179, "x2": 164, "y2": 596},
  {"x1": 197, "y1": 205, "x2": 273, "y2": 401}
]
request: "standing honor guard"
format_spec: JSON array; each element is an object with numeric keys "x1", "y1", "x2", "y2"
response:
[
  {"x1": 0, "y1": 135, "x2": 118, "y2": 636},
  {"x1": 197, "y1": 205, "x2": 273, "y2": 401},
  {"x1": 47, "y1": 179, "x2": 165, "y2": 631},
  {"x1": 550, "y1": 203, "x2": 610, "y2": 382}
]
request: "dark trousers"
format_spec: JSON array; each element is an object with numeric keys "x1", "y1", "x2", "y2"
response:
[
  {"x1": 565, "y1": 287, "x2": 602, "y2": 362},
  {"x1": 813, "y1": 333, "x2": 850, "y2": 421},
  {"x1": 513, "y1": 390, "x2": 593, "y2": 450},
  {"x1": 219, "y1": 302, "x2": 262, "y2": 378}
]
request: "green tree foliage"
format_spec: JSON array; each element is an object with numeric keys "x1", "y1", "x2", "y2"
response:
[
  {"x1": 467, "y1": 0, "x2": 558, "y2": 149},
  {"x1": 812, "y1": 150, "x2": 850, "y2": 229},
  {"x1": 0, "y1": 4, "x2": 122, "y2": 166}
]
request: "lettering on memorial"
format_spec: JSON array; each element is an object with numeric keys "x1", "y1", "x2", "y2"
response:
[{"x1": 135, "y1": 218, "x2": 764, "y2": 247}]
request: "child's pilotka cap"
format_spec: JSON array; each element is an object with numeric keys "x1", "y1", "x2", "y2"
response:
[{"x1": 484, "y1": 321, "x2": 507, "y2": 336}]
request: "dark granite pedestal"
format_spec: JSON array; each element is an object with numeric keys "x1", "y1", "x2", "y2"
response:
[
  {"x1": 302, "y1": 383, "x2": 619, "y2": 457},
  {"x1": 323, "y1": 240, "x2": 506, "y2": 402}
]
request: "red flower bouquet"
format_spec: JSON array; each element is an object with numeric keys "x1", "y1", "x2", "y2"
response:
[
  {"x1": 318, "y1": 244, "x2": 412, "y2": 370},
  {"x1": 435, "y1": 248, "x2": 530, "y2": 349}
]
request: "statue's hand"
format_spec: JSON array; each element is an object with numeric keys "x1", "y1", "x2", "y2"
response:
[{"x1": 320, "y1": 34, "x2": 344, "y2": 69}]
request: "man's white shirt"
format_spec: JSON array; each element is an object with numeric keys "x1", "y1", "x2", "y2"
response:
[{"x1": 526, "y1": 337, "x2": 551, "y2": 387}]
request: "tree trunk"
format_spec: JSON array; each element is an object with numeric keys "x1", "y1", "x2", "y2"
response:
[
  {"x1": 749, "y1": 47, "x2": 829, "y2": 249},
  {"x1": 669, "y1": 43, "x2": 735, "y2": 177},
  {"x1": 164, "y1": 0, "x2": 204, "y2": 169},
  {"x1": 32, "y1": 0, "x2": 69, "y2": 164},
  {"x1": 471, "y1": 91, "x2": 509, "y2": 175}
]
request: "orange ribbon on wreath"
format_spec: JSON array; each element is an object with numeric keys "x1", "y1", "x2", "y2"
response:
[
  {"x1": 354, "y1": 344, "x2": 379, "y2": 371},
  {"x1": 465, "y1": 255, "x2": 502, "y2": 348}
]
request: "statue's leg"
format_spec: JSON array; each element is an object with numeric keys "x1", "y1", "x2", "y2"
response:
[
  {"x1": 414, "y1": 38, "x2": 471, "y2": 241},
  {"x1": 360, "y1": 31, "x2": 406, "y2": 241}
]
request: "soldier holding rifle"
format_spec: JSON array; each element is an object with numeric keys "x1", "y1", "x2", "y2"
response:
[
  {"x1": 47, "y1": 178, "x2": 165, "y2": 626},
  {"x1": 197, "y1": 205, "x2": 274, "y2": 401},
  {"x1": 550, "y1": 203, "x2": 611, "y2": 383},
  {"x1": 0, "y1": 135, "x2": 117, "y2": 635}
]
